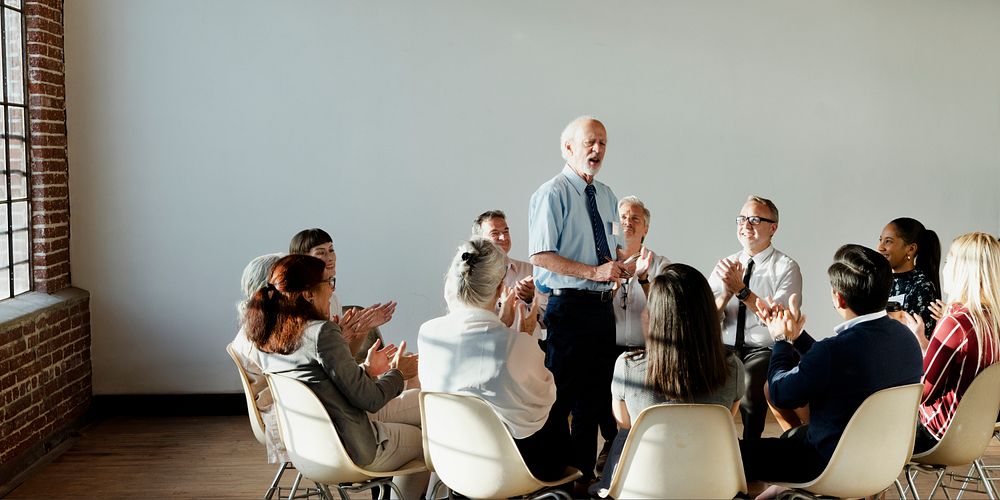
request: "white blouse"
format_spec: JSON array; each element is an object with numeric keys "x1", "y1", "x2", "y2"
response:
[{"x1": 418, "y1": 306, "x2": 556, "y2": 439}]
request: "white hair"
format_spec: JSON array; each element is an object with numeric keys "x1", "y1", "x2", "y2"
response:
[
  {"x1": 618, "y1": 195, "x2": 651, "y2": 225},
  {"x1": 560, "y1": 115, "x2": 600, "y2": 161},
  {"x1": 237, "y1": 253, "x2": 284, "y2": 315},
  {"x1": 444, "y1": 238, "x2": 507, "y2": 310}
]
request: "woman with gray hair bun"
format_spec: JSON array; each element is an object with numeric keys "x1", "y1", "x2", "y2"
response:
[{"x1": 419, "y1": 238, "x2": 571, "y2": 481}]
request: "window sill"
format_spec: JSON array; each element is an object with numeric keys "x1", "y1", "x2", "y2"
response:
[{"x1": 0, "y1": 287, "x2": 89, "y2": 325}]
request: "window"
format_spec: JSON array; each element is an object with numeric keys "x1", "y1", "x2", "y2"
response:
[{"x1": 0, "y1": 0, "x2": 28, "y2": 299}]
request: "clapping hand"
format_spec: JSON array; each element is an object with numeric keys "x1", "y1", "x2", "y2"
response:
[
  {"x1": 389, "y1": 340, "x2": 419, "y2": 380},
  {"x1": 928, "y1": 299, "x2": 946, "y2": 322},
  {"x1": 635, "y1": 246, "x2": 654, "y2": 282},
  {"x1": 516, "y1": 299, "x2": 541, "y2": 334},
  {"x1": 714, "y1": 258, "x2": 745, "y2": 295},
  {"x1": 755, "y1": 293, "x2": 805, "y2": 343},
  {"x1": 897, "y1": 311, "x2": 930, "y2": 352},
  {"x1": 498, "y1": 286, "x2": 517, "y2": 327},
  {"x1": 363, "y1": 339, "x2": 398, "y2": 378},
  {"x1": 514, "y1": 276, "x2": 535, "y2": 303}
]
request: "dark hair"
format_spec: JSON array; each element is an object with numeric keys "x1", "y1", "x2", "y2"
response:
[
  {"x1": 243, "y1": 254, "x2": 327, "y2": 354},
  {"x1": 889, "y1": 217, "x2": 941, "y2": 299},
  {"x1": 289, "y1": 228, "x2": 333, "y2": 255},
  {"x1": 639, "y1": 263, "x2": 729, "y2": 401},
  {"x1": 471, "y1": 210, "x2": 506, "y2": 237},
  {"x1": 827, "y1": 244, "x2": 893, "y2": 315}
]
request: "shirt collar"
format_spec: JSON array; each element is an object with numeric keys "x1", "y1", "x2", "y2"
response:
[
  {"x1": 560, "y1": 164, "x2": 589, "y2": 195},
  {"x1": 742, "y1": 245, "x2": 776, "y2": 266},
  {"x1": 834, "y1": 310, "x2": 887, "y2": 334}
]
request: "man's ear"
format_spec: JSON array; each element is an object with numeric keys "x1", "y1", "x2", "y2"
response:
[{"x1": 831, "y1": 289, "x2": 847, "y2": 310}]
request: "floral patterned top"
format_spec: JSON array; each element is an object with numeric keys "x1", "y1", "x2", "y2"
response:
[{"x1": 889, "y1": 268, "x2": 938, "y2": 339}]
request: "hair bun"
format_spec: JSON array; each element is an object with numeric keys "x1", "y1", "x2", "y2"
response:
[{"x1": 461, "y1": 252, "x2": 472, "y2": 262}]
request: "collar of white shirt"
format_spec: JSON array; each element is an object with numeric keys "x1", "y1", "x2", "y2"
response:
[
  {"x1": 741, "y1": 245, "x2": 776, "y2": 266},
  {"x1": 833, "y1": 310, "x2": 888, "y2": 335}
]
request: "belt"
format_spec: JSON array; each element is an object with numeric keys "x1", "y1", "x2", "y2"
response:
[{"x1": 551, "y1": 288, "x2": 614, "y2": 302}]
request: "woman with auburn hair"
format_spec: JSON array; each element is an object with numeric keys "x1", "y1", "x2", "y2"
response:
[
  {"x1": 288, "y1": 228, "x2": 395, "y2": 362},
  {"x1": 244, "y1": 254, "x2": 428, "y2": 499},
  {"x1": 594, "y1": 263, "x2": 744, "y2": 493},
  {"x1": 877, "y1": 217, "x2": 941, "y2": 338},
  {"x1": 902, "y1": 232, "x2": 1000, "y2": 453}
]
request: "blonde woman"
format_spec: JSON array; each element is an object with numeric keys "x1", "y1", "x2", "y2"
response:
[{"x1": 903, "y1": 232, "x2": 1000, "y2": 453}]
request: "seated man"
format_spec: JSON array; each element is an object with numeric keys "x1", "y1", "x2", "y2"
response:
[{"x1": 740, "y1": 244, "x2": 922, "y2": 489}]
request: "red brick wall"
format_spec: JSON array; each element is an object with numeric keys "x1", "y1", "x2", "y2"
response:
[
  {"x1": 27, "y1": 0, "x2": 70, "y2": 293},
  {"x1": 0, "y1": 0, "x2": 90, "y2": 480}
]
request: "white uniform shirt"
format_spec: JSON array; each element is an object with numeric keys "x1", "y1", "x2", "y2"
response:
[
  {"x1": 708, "y1": 245, "x2": 802, "y2": 348},
  {"x1": 418, "y1": 306, "x2": 556, "y2": 439},
  {"x1": 613, "y1": 251, "x2": 671, "y2": 347}
]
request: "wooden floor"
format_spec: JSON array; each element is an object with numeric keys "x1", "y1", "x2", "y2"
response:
[{"x1": 4, "y1": 414, "x2": 1000, "y2": 499}]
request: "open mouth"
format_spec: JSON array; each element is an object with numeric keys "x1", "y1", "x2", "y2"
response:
[{"x1": 588, "y1": 157, "x2": 601, "y2": 167}]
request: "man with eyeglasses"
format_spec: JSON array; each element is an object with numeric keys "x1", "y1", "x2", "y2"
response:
[{"x1": 709, "y1": 195, "x2": 803, "y2": 440}]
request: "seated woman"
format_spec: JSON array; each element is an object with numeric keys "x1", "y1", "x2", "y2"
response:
[
  {"x1": 245, "y1": 254, "x2": 428, "y2": 499},
  {"x1": 877, "y1": 217, "x2": 941, "y2": 338},
  {"x1": 231, "y1": 253, "x2": 286, "y2": 463},
  {"x1": 417, "y1": 238, "x2": 568, "y2": 481},
  {"x1": 596, "y1": 263, "x2": 744, "y2": 492},
  {"x1": 904, "y1": 232, "x2": 1000, "y2": 453},
  {"x1": 289, "y1": 228, "x2": 395, "y2": 362}
]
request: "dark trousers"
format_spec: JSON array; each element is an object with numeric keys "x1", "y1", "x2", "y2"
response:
[
  {"x1": 515, "y1": 407, "x2": 573, "y2": 481},
  {"x1": 544, "y1": 294, "x2": 618, "y2": 479},
  {"x1": 740, "y1": 425, "x2": 826, "y2": 484},
  {"x1": 733, "y1": 345, "x2": 773, "y2": 440}
]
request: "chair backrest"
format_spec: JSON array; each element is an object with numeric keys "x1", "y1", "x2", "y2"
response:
[
  {"x1": 419, "y1": 391, "x2": 547, "y2": 499},
  {"x1": 606, "y1": 404, "x2": 747, "y2": 500},
  {"x1": 799, "y1": 383, "x2": 923, "y2": 497},
  {"x1": 226, "y1": 343, "x2": 267, "y2": 445},
  {"x1": 916, "y1": 361, "x2": 1000, "y2": 465},
  {"x1": 266, "y1": 373, "x2": 372, "y2": 484}
]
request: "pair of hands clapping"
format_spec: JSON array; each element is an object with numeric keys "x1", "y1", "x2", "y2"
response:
[
  {"x1": 499, "y1": 284, "x2": 541, "y2": 334},
  {"x1": 363, "y1": 338, "x2": 418, "y2": 380},
  {"x1": 332, "y1": 301, "x2": 397, "y2": 343},
  {"x1": 755, "y1": 293, "x2": 806, "y2": 343}
]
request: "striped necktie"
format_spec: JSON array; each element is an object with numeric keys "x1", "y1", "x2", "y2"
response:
[{"x1": 585, "y1": 184, "x2": 613, "y2": 264}]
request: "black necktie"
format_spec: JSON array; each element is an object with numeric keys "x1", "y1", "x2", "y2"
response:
[
  {"x1": 734, "y1": 259, "x2": 755, "y2": 351},
  {"x1": 584, "y1": 184, "x2": 613, "y2": 264}
]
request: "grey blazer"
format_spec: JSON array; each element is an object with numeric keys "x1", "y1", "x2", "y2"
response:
[{"x1": 260, "y1": 320, "x2": 404, "y2": 466}]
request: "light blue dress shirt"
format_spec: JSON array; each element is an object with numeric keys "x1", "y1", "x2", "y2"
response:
[{"x1": 528, "y1": 165, "x2": 622, "y2": 292}]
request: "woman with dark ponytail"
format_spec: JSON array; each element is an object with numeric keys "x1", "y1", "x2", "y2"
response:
[
  {"x1": 244, "y1": 254, "x2": 428, "y2": 500},
  {"x1": 877, "y1": 217, "x2": 941, "y2": 338}
]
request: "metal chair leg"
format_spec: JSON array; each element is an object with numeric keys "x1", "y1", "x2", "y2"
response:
[
  {"x1": 895, "y1": 478, "x2": 908, "y2": 500},
  {"x1": 266, "y1": 462, "x2": 292, "y2": 500},
  {"x1": 906, "y1": 466, "x2": 924, "y2": 500},
  {"x1": 976, "y1": 459, "x2": 998, "y2": 499},
  {"x1": 287, "y1": 473, "x2": 304, "y2": 500}
]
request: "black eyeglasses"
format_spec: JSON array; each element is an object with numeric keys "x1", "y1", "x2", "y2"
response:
[
  {"x1": 326, "y1": 277, "x2": 337, "y2": 288},
  {"x1": 736, "y1": 215, "x2": 776, "y2": 226}
]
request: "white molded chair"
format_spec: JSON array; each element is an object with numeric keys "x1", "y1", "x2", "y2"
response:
[
  {"x1": 226, "y1": 344, "x2": 310, "y2": 500},
  {"x1": 602, "y1": 403, "x2": 747, "y2": 499},
  {"x1": 903, "y1": 362, "x2": 1000, "y2": 500},
  {"x1": 419, "y1": 391, "x2": 581, "y2": 500},
  {"x1": 266, "y1": 373, "x2": 426, "y2": 500},
  {"x1": 771, "y1": 383, "x2": 923, "y2": 500}
]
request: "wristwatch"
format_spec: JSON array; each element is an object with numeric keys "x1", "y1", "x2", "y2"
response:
[
  {"x1": 736, "y1": 286, "x2": 751, "y2": 302},
  {"x1": 773, "y1": 332, "x2": 787, "y2": 343}
]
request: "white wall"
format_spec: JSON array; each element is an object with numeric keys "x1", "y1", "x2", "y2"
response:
[{"x1": 63, "y1": 1, "x2": 1000, "y2": 394}]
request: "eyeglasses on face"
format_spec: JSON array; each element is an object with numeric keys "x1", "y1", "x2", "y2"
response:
[
  {"x1": 736, "y1": 215, "x2": 776, "y2": 226},
  {"x1": 325, "y1": 277, "x2": 337, "y2": 288}
]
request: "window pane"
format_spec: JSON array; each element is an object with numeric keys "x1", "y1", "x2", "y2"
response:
[
  {"x1": 0, "y1": 203, "x2": 8, "y2": 299},
  {"x1": 5, "y1": 8, "x2": 23, "y2": 105},
  {"x1": 8, "y1": 106, "x2": 25, "y2": 199},
  {"x1": 11, "y1": 200, "x2": 25, "y2": 294},
  {"x1": 0, "y1": 106, "x2": 6, "y2": 201},
  {"x1": 3, "y1": 1, "x2": 21, "y2": 9}
]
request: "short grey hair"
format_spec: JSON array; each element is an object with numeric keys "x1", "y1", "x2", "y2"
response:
[
  {"x1": 471, "y1": 209, "x2": 506, "y2": 237},
  {"x1": 618, "y1": 195, "x2": 651, "y2": 225},
  {"x1": 560, "y1": 115, "x2": 600, "y2": 161},
  {"x1": 238, "y1": 253, "x2": 283, "y2": 315},
  {"x1": 444, "y1": 238, "x2": 507, "y2": 310},
  {"x1": 747, "y1": 195, "x2": 779, "y2": 222}
]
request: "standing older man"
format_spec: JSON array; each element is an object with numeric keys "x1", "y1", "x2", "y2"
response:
[
  {"x1": 529, "y1": 116, "x2": 629, "y2": 483},
  {"x1": 472, "y1": 209, "x2": 544, "y2": 333},
  {"x1": 709, "y1": 195, "x2": 803, "y2": 440}
]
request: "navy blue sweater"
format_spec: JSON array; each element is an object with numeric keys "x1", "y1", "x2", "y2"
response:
[{"x1": 768, "y1": 315, "x2": 923, "y2": 462}]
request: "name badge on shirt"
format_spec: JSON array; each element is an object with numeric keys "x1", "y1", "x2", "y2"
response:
[
  {"x1": 611, "y1": 221, "x2": 620, "y2": 236},
  {"x1": 889, "y1": 293, "x2": 906, "y2": 305}
]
